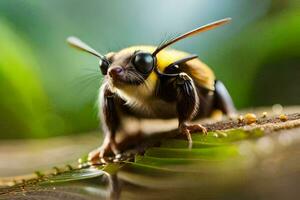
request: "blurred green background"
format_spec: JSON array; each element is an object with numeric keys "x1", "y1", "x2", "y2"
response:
[{"x1": 0, "y1": 0, "x2": 299, "y2": 139}]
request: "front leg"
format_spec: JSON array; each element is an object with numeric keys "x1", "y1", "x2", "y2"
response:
[
  {"x1": 157, "y1": 72, "x2": 207, "y2": 147},
  {"x1": 88, "y1": 84, "x2": 121, "y2": 163},
  {"x1": 175, "y1": 73, "x2": 207, "y2": 147}
]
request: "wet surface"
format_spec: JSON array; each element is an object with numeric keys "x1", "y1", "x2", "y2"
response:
[{"x1": 1, "y1": 107, "x2": 300, "y2": 200}]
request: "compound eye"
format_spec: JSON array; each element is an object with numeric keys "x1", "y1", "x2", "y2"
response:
[
  {"x1": 132, "y1": 52, "x2": 155, "y2": 74},
  {"x1": 99, "y1": 59, "x2": 110, "y2": 75}
]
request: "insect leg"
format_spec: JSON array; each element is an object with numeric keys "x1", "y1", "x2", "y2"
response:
[
  {"x1": 88, "y1": 84, "x2": 121, "y2": 163},
  {"x1": 175, "y1": 73, "x2": 207, "y2": 148}
]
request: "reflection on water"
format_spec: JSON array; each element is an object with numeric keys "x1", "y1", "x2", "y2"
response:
[{"x1": 1, "y1": 127, "x2": 300, "y2": 200}]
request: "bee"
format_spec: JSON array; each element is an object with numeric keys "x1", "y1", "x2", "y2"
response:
[{"x1": 67, "y1": 18, "x2": 236, "y2": 162}]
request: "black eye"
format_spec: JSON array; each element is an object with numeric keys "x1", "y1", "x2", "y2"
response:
[
  {"x1": 132, "y1": 52, "x2": 155, "y2": 74},
  {"x1": 99, "y1": 59, "x2": 110, "y2": 75}
]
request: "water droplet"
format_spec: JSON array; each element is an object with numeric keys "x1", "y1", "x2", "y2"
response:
[
  {"x1": 261, "y1": 112, "x2": 267, "y2": 118},
  {"x1": 238, "y1": 115, "x2": 244, "y2": 123},
  {"x1": 115, "y1": 154, "x2": 122, "y2": 159},
  {"x1": 278, "y1": 114, "x2": 288, "y2": 122},
  {"x1": 244, "y1": 113, "x2": 257, "y2": 124}
]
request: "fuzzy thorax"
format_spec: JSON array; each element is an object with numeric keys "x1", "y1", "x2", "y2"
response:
[{"x1": 107, "y1": 71, "x2": 160, "y2": 115}]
